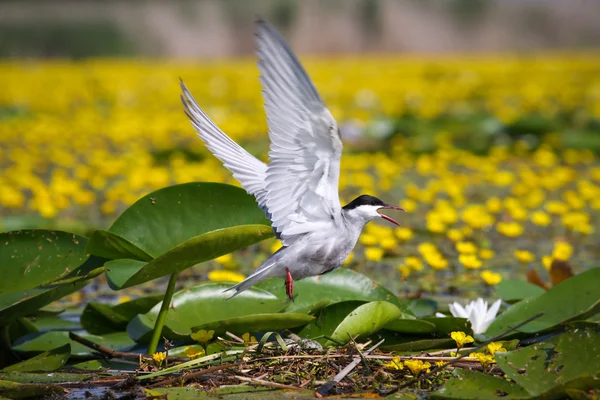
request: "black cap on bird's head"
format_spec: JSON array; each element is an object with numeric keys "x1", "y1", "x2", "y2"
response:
[{"x1": 343, "y1": 194, "x2": 405, "y2": 226}]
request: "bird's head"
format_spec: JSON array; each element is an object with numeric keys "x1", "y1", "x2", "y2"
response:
[{"x1": 342, "y1": 194, "x2": 405, "y2": 226}]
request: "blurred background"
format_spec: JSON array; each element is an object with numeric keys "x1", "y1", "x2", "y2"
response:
[{"x1": 1, "y1": 0, "x2": 599, "y2": 302}]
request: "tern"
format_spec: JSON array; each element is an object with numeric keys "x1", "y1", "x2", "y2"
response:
[{"x1": 181, "y1": 20, "x2": 403, "y2": 300}]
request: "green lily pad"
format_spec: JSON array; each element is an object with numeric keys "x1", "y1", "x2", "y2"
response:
[
  {"x1": 257, "y1": 268, "x2": 409, "y2": 314},
  {"x1": 421, "y1": 317, "x2": 472, "y2": 336},
  {"x1": 0, "y1": 371, "x2": 91, "y2": 383},
  {"x1": 12, "y1": 331, "x2": 136, "y2": 358},
  {"x1": 87, "y1": 183, "x2": 274, "y2": 289},
  {"x1": 126, "y1": 284, "x2": 284, "y2": 342},
  {"x1": 495, "y1": 327, "x2": 600, "y2": 398},
  {"x1": 104, "y1": 225, "x2": 273, "y2": 290},
  {"x1": 485, "y1": 268, "x2": 600, "y2": 338},
  {"x1": 384, "y1": 318, "x2": 437, "y2": 334},
  {"x1": 0, "y1": 230, "x2": 92, "y2": 295},
  {"x1": 2, "y1": 344, "x2": 70, "y2": 372},
  {"x1": 0, "y1": 379, "x2": 64, "y2": 399},
  {"x1": 80, "y1": 294, "x2": 163, "y2": 335},
  {"x1": 326, "y1": 301, "x2": 403, "y2": 346},
  {"x1": 297, "y1": 301, "x2": 366, "y2": 344},
  {"x1": 431, "y1": 369, "x2": 531, "y2": 400},
  {"x1": 0, "y1": 265, "x2": 103, "y2": 325},
  {"x1": 381, "y1": 338, "x2": 456, "y2": 352},
  {"x1": 407, "y1": 299, "x2": 438, "y2": 317},
  {"x1": 495, "y1": 279, "x2": 546, "y2": 302},
  {"x1": 192, "y1": 313, "x2": 314, "y2": 336},
  {"x1": 28, "y1": 316, "x2": 80, "y2": 332}
]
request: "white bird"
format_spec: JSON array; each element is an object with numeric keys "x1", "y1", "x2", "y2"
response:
[{"x1": 181, "y1": 19, "x2": 403, "y2": 300}]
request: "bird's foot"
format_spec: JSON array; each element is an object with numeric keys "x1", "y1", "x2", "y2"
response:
[{"x1": 284, "y1": 267, "x2": 294, "y2": 301}]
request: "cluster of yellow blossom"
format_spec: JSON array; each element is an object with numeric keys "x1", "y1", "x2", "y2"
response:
[
  {"x1": 1, "y1": 56, "x2": 598, "y2": 292},
  {"x1": 384, "y1": 356, "x2": 431, "y2": 375}
]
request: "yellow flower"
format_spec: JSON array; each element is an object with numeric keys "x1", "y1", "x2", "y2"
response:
[
  {"x1": 552, "y1": 242, "x2": 573, "y2": 261},
  {"x1": 384, "y1": 356, "x2": 403, "y2": 370},
  {"x1": 404, "y1": 359, "x2": 431, "y2": 375},
  {"x1": 394, "y1": 227, "x2": 413, "y2": 241},
  {"x1": 271, "y1": 241, "x2": 282, "y2": 253},
  {"x1": 365, "y1": 247, "x2": 384, "y2": 262},
  {"x1": 456, "y1": 241, "x2": 477, "y2": 254},
  {"x1": 424, "y1": 252, "x2": 449, "y2": 270},
  {"x1": 184, "y1": 346, "x2": 205, "y2": 359},
  {"x1": 481, "y1": 270, "x2": 502, "y2": 286},
  {"x1": 360, "y1": 233, "x2": 378, "y2": 246},
  {"x1": 486, "y1": 197, "x2": 503, "y2": 213},
  {"x1": 531, "y1": 210, "x2": 551, "y2": 226},
  {"x1": 381, "y1": 237, "x2": 398, "y2": 250},
  {"x1": 479, "y1": 248, "x2": 495, "y2": 260},
  {"x1": 191, "y1": 329, "x2": 215, "y2": 346},
  {"x1": 496, "y1": 221, "x2": 524, "y2": 238},
  {"x1": 459, "y1": 254, "x2": 482, "y2": 269},
  {"x1": 400, "y1": 199, "x2": 417, "y2": 213},
  {"x1": 487, "y1": 342, "x2": 507, "y2": 356},
  {"x1": 447, "y1": 228, "x2": 463, "y2": 242},
  {"x1": 542, "y1": 255, "x2": 554, "y2": 271},
  {"x1": 546, "y1": 201, "x2": 569, "y2": 215},
  {"x1": 405, "y1": 256, "x2": 424, "y2": 271},
  {"x1": 427, "y1": 217, "x2": 447, "y2": 233},
  {"x1": 418, "y1": 242, "x2": 438, "y2": 255},
  {"x1": 242, "y1": 332, "x2": 257, "y2": 345},
  {"x1": 215, "y1": 253, "x2": 238, "y2": 269},
  {"x1": 435, "y1": 360, "x2": 445, "y2": 367},
  {"x1": 471, "y1": 352, "x2": 495, "y2": 368},
  {"x1": 208, "y1": 270, "x2": 245, "y2": 283},
  {"x1": 514, "y1": 250, "x2": 535, "y2": 264},
  {"x1": 343, "y1": 251, "x2": 355, "y2": 265},
  {"x1": 397, "y1": 264, "x2": 411, "y2": 277},
  {"x1": 451, "y1": 331, "x2": 474, "y2": 348},
  {"x1": 152, "y1": 352, "x2": 166, "y2": 366}
]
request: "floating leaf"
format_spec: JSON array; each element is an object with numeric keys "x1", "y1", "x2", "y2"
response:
[
  {"x1": 0, "y1": 230, "x2": 92, "y2": 295},
  {"x1": 192, "y1": 313, "x2": 314, "y2": 336},
  {"x1": 0, "y1": 371, "x2": 90, "y2": 383},
  {"x1": 326, "y1": 301, "x2": 403, "y2": 346},
  {"x1": 383, "y1": 318, "x2": 437, "y2": 334},
  {"x1": 432, "y1": 369, "x2": 531, "y2": 400},
  {"x1": 257, "y1": 268, "x2": 409, "y2": 315},
  {"x1": 526, "y1": 268, "x2": 547, "y2": 290},
  {"x1": 2, "y1": 344, "x2": 70, "y2": 372},
  {"x1": 406, "y1": 299, "x2": 438, "y2": 318},
  {"x1": 421, "y1": 317, "x2": 472, "y2": 336},
  {"x1": 496, "y1": 327, "x2": 600, "y2": 398},
  {"x1": 549, "y1": 260, "x2": 574, "y2": 287},
  {"x1": 27, "y1": 316, "x2": 80, "y2": 332},
  {"x1": 495, "y1": 279, "x2": 546, "y2": 302},
  {"x1": 126, "y1": 284, "x2": 284, "y2": 342},
  {"x1": 0, "y1": 379, "x2": 64, "y2": 399},
  {"x1": 87, "y1": 183, "x2": 274, "y2": 289},
  {"x1": 381, "y1": 337, "x2": 455, "y2": 352},
  {"x1": 485, "y1": 268, "x2": 600, "y2": 338},
  {"x1": 297, "y1": 301, "x2": 366, "y2": 345},
  {"x1": 12, "y1": 331, "x2": 136, "y2": 358}
]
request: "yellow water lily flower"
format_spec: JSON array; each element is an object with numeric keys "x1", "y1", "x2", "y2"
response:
[
  {"x1": 404, "y1": 359, "x2": 431, "y2": 375},
  {"x1": 450, "y1": 331, "x2": 474, "y2": 348},
  {"x1": 487, "y1": 342, "x2": 507, "y2": 356},
  {"x1": 480, "y1": 270, "x2": 502, "y2": 286},
  {"x1": 384, "y1": 356, "x2": 403, "y2": 370}
]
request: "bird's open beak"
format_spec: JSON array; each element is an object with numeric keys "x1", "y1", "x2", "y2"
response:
[{"x1": 377, "y1": 205, "x2": 405, "y2": 226}]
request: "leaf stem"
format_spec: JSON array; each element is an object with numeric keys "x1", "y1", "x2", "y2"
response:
[{"x1": 147, "y1": 273, "x2": 178, "y2": 355}]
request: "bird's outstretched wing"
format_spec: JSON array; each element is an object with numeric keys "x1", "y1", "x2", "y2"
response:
[
  {"x1": 257, "y1": 20, "x2": 343, "y2": 246},
  {"x1": 180, "y1": 81, "x2": 269, "y2": 210}
]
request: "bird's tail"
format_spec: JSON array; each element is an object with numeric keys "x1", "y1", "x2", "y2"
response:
[{"x1": 224, "y1": 260, "x2": 280, "y2": 299}]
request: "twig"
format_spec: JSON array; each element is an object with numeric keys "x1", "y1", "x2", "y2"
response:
[
  {"x1": 226, "y1": 331, "x2": 245, "y2": 344},
  {"x1": 147, "y1": 363, "x2": 237, "y2": 388},
  {"x1": 68, "y1": 332, "x2": 190, "y2": 362},
  {"x1": 234, "y1": 375, "x2": 304, "y2": 391},
  {"x1": 315, "y1": 339, "x2": 385, "y2": 398}
]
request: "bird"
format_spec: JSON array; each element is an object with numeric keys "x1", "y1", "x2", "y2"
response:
[{"x1": 180, "y1": 19, "x2": 404, "y2": 300}]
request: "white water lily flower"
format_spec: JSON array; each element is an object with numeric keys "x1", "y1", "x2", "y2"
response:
[{"x1": 448, "y1": 298, "x2": 502, "y2": 334}]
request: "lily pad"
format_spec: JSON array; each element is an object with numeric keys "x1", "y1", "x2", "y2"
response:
[
  {"x1": 0, "y1": 371, "x2": 91, "y2": 383},
  {"x1": 485, "y1": 268, "x2": 600, "y2": 338},
  {"x1": 432, "y1": 369, "x2": 531, "y2": 400},
  {"x1": 191, "y1": 313, "x2": 314, "y2": 336},
  {"x1": 297, "y1": 301, "x2": 366, "y2": 344},
  {"x1": 381, "y1": 338, "x2": 456, "y2": 352},
  {"x1": 80, "y1": 294, "x2": 163, "y2": 335},
  {"x1": 0, "y1": 230, "x2": 92, "y2": 295},
  {"x1": 0, "y1": 379, "x2": 64, "y2": 399},
  {"x1": 257, "y1": 268, "x2": 409, "y2": 314},
  {"x1": 87, "y1": 183, "x2": 274, "y2": 289},
  {"x1": 326, "y1": 301, "x2": 403, "y2": 346},
  {"x1": 126, "y1": 284, "x2": 284, "y2": 342},
  {"x1": 2, "y1": 344, "x2": 70, "y2": 372},
  {"x1": 11, "y1": 331, "x2": 137, "y2": 358},
  {"x1": 421, "y1": 317, "x2": 472, "y2": 336},
  {"x1": 495, "y1": 327, "x2": 600, "y2": 398},
  {"x1": 406, "y1": 299, "x2": 438, "y2": 317},
  {"x1": 495, "y1": 279, "x2": 546, "y2": 302},
  {"x1": 384, "y1": 318, "x2": 437, "y2": 334}
]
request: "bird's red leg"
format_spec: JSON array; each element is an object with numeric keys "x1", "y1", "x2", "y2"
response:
[{"x1": 284, "y1": 267, "x2": 294, "y2": 301}]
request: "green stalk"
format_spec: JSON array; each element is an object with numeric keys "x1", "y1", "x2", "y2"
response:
[{"x1": 147, "y1": 273, "x2": 178, "y2": 355}]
